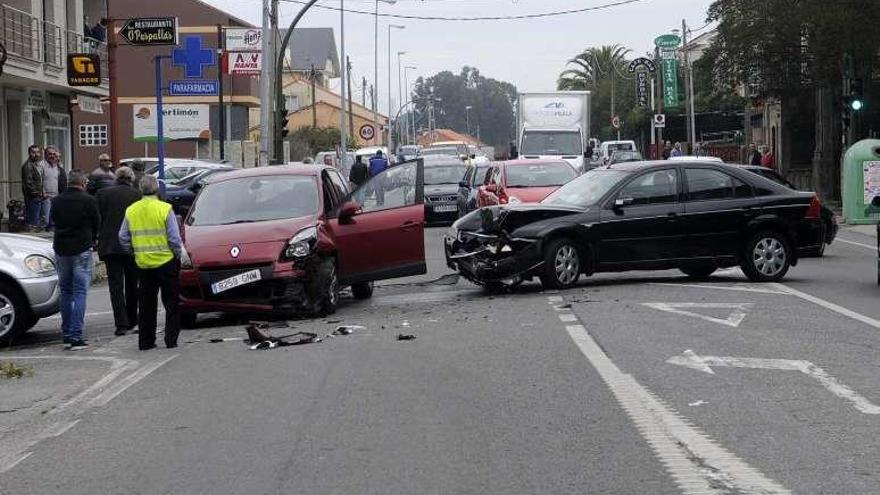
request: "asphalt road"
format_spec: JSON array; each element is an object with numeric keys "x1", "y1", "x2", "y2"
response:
[{"x1": 2, "y1": 225, "x2": 880, "y2": 494}]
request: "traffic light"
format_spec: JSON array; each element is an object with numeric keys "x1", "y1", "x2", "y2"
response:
[
  {"x1": 848, "y1": 78, "x2": 865, "y2": 111},
  {"x1": 279, "y1": 109, "x2": 290, "y2": 138}
]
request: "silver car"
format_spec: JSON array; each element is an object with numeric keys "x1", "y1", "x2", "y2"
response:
[{"x1": 0, "y1": 234, "x2": 60, "y2": 344}]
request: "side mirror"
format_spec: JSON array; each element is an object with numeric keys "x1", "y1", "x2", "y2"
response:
[
  {"x1": 339, "y1": 201, "x2": 361, "y2": 222},
  {"x1": 191, "y1": 181, "x2": 204, "y2": 193},
  {"x1": 613, "y1": 197, "x2": 634, "y2": 210}
]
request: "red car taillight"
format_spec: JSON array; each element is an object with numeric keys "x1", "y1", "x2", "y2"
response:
[{"x1": 805, "y1": 195, "x2": 821, "y2": 219}]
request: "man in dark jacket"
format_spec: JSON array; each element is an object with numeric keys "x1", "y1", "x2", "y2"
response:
[
  {"x1": 96, "y1": 166, "x2": 142, "y2": 336},
  {"x1": 21, "y1": 144, "x2": 44, "y2": 230},
  {"x1": 51, "y1": 170, "x2": 100, "y2": 350},
  {"x1": 748, "y1": 143, "x2": 762, "y2": 166},
  {"x1": 87, "y1": 153, "x2": 116, "y2": 194},
  {"x1": 348, "y1": 155, "x2": 368, "y2": 190}
]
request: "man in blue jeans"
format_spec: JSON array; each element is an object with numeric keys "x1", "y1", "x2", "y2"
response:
[{"x1": 50, "y1": 170, "x2": 100, "y2": 350}]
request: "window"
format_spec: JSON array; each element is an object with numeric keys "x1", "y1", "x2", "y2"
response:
[
  {"x1": 352, "y1": 161, "x2": 419, "y2": 213},
  {"x1": 617, "y1": 169, "x2": 679, "y2": 206},
  {"x1": 686, "y1": 168, "x2": 752, "y2": 201},
  {"x1": 79, "y1": 124, "x2": 108, "y2": 147}
]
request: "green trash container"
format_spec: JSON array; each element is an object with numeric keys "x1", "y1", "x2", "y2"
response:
[{"x1": 842, "y1": 139, "x2": 880, "y2": 225}]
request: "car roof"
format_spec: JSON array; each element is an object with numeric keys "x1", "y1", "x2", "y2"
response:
[
  {"x1": 423, "y1": 157, "x2": 466, "y2": 167},
  {"x1": 206, "y1": 164, "x2": 330, "y2": 184},
  {"x1": 496, "y1": 159, "x2": 572, "y2": 167},
  {"x1": 669, "y1": 155, "x2": 723, "y2": 162}
]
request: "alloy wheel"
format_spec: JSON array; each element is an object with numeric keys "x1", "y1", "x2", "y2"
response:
[
  {"x1": 554, "y1": 245, "x2": 580, "y2": 285},
  {"x1": 0, "y1": 294, "x2": 16, "y2": 339},
  {"x1": 753, "y1": 237, "x2": 787, "y2": 277}
]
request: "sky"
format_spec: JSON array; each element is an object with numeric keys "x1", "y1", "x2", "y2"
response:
[{"x1": 205, "y1": 0, "x2": 715, "y2": 113}]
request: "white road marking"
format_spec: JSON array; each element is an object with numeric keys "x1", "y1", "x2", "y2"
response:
[
  {"x1": 651, "y1": 282, "x2": 789, "y2": 295},
  {"x1": 88, "y1": 355, "x2": 178, "y2": 408},
  {"x1": 643, "y1": 302, "x2": 752, "y2": 328},
  {"x1": 558, "y1": 313, "x2": 577, "y2": 323},
  {"x1": 688, "y1": 400, "x2": 707, "y2": 407},
  {"x1": 547, "y1": 296, "x2": 564, "y2": 303},
  {"x1": 561, "y1": 316, "x2": 789, "y2": 494},
  {"x1": 835, "y1": 238, "x2": 875, "y2": 251},
  {"x1": 773, "y1": 283, "x2": 880, "y2": 330},
  {"x1": 668, "y1": 350, "x2": 880, "y2": 415}
]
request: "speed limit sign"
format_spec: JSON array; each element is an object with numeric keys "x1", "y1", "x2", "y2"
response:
[{"x1": 359, "y1": 124, "x2": 375, "y2": 141}]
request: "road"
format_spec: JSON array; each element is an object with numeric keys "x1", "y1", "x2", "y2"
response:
[{"x1": 1, "y1": 225, "x2": 880, "y2": 494}]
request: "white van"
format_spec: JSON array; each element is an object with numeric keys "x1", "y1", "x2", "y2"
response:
[{"x1": 598, "y1": 140, "x2": 637, "y2": 164}]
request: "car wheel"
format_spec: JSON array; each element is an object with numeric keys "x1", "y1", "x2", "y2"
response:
[
  {"x1": 309, "y1": 258, "x2": 339, "y2": 316},
  {"x1": 741, "y1": 231, "x2": 792, "y2": 282},
  {"x1": 351, "y1": 281, "x2": 374, "y2": 300},
  {"x1": 0, "y1": 281, "x2": 30, "y2": 346},
  {"x1": 680, "y1": 265, "x2": 716, "y2": 279},
  {"x1": 180, "y1": 311, "x2": 198, "y2": 329},
  {"x1": 539, "y1": 238, "x2": 581, "y2": 290}
]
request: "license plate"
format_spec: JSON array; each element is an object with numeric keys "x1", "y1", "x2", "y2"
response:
[
  {"x1": 433, "y1": 205, "x2": 456, "y2": 213},
  {"x1": 211, "y1": 269, "x2": 262, "y2": 294}
]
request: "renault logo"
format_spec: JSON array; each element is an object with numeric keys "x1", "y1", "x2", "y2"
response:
[{"x1": 230, "y1": 245, "x2": 241, "y2": 258}]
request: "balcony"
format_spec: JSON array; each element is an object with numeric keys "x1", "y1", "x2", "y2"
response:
[{"x1": 1, "y1": 3, "x2": 108, "y2": 88}]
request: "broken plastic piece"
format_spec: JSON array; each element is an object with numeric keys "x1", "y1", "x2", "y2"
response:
[
  {"x1": 397, "y1": 334, "x2": 416, "y2": 341},
  {"x1": 332, "y1": 325, "x2": 365, "y2": 336}
]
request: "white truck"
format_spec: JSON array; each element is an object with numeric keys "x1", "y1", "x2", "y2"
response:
[{"x1": 516, "y1": 91, "x2": 591, "y2": 173}]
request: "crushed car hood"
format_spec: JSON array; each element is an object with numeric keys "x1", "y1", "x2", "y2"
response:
[{"x1": 455, "y1": 203, "x2": 584, "y2": 234}]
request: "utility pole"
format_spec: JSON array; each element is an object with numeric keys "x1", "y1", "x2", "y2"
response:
[
  {"x1": 347, "y1": 56, "x2": 355, "y2": 142},
  {"x1": 108, "y1": 17, "x2": 120, "y2": 165},
  {"x1": 387, "y1": 25, "x2": 404, "y2": 148},
  {"x1": 396, "y1": 50, "x2": 405, "y2": 146},
  {"x1": 217, "y1": 24, "x2": 226, "y2": 161},
  {"x1": 362, "y1": 76, "x2": 367, "y2": 107},
  {"x1": 269, "y1": 0, "x2": 277, "y2": 162},
  {"x1": 311, "y1": 64, "x2": 317, "y2": 128},
  {"x1": 682, "y1": 18, "x2": 696, "y2": 150},
  {"x1": 259, "y1": 0, "x2": 272, "y2": 166},
  {"x1": 339, "y1": 0, "x2": 347, "y2": 157}
]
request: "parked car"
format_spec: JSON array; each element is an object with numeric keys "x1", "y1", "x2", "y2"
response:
[
  {"x1": 445, "y1": 160, "x2": 825, "y2": 290},
  {"x1": 179, "y1": 162, "x2": 426, "y2": 324},
  {"x1": 477, "y1": 160, "x2": 578, "y2": 207},
  {"x1": 457, "y1": 163, "x2": 493, "y2": 218},
  {"x1": 397, "y1": 145, "x2": 421, "y2": 162},
  {"x1": 0, "y1": 234, "x2": 60, "y2": 344},
  {"x1": 163, "y1": 167, "x2": 235, "y2": 216},
  {"x1": 423, "y1": 159, "x2": 468, "y2": 224},
  {"x1": 120, "y1": 158, "x2": 229, "y2": 182},
  {"x1": 598, "y1": 140, "x2": 637, "y2": 164},
  {"x1": 609, "y1": 150, "x2": 644, "y2": 164},
  {"x1": 421, "y1": 146, "x2": 465, "y2": 160},
  {"x1": 732, "y1": 163, "x2": 837, "y2": 256}
]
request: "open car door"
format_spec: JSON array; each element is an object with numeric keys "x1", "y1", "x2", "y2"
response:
[{"x1": 330, "y1": 159, "x2": 426, "y2": 285}]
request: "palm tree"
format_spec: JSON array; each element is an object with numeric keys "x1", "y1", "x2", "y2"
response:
[{"x1": 557, "y1": 44, "x2": 631, "y2": 90}]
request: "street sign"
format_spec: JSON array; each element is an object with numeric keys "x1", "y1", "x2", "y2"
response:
[
  {"x1": 172, "y1": 36, "x2": 216, "y2": 79},
  {"x1": 654, "y1": 34, "x2": 681, "y2": 49},
  {"x1": 611, "y1": 115, "x2": 621, "y2": 129},
  {"x1": 169, "y1": 79, "x2": 219, "y2": 96},
  {"x1": 225, "y1": 28, "x2": 262, "y2": 52},
  {"x1": 653, "y1": 114, "x2": 666, "y2": 128},
  {"x1": 227, "y1": 52, "x2": 262, "y2": 76},
  {"x1": 359, "y1": 124, "x2": 376, "y2": 141},
  {"x1": 636, "y1": 72, "x2": 649, "y2": 108},
  {"x1": 120, "y1": 17, "x2": 178, "y2": 46},
  {"x1": 662, "y1": 58, "x2": 679, "y2": 107},
  {"x1": 67, "y1": 53, "x2": 101, "y2": 86},
  {"x1": 627, "y1": 57, "x2": 657, "y2": 74},
  {"x1": 76, "y1": 94, "x2": 104, "y2": 114}
]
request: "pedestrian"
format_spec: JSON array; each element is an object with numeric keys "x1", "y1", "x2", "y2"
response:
[
  {"x1": 87, "y1": 153, "x2": 116, "y2": 194},
  {"x1": 20, "y1": 144, "x2": 44, "y2": 231},
  {"x1": 50, "y1": 170, "x2": 100, "y2": 350},
  {"x1": 761, "y1": 145, "x2": 776, "y2": 169},
  {"x1": 748, "y1": 143, "x2": 762, "y2": 166},
  {"x1": 118, "y1": 175, "x2": 186, "y2": 350},
  {"x1": 661, "y1": 141, "x2": 673, "y2": 160},
  {"x1": 130, "y1": 159, "x2": 146, "y2": 189},
  {"x1": 349, "y1": 155, "x2": 368, "y2": 190},
  {"x1": 40, "y1": 146, "x2": 68, "y2": 231},
  {"x1": 368, "y1": 150, "x2": 389, "y2": 206},
  {"x1": 693, "y1": 142, "x2": 706, "y2": 157},
  {"x1": 670, "y1": 142, "x2": 684, "y2": 158},
  {"x1": 96, "y1": 166, "x2": 142, "y2": 336}
]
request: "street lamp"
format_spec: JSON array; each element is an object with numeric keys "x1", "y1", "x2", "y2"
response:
[
  {"x1": 404, "y1": 65, "x2": 417, "y2": 144},
  {"x1": 465, "y1": 105, "x2": 473, "y2": 137},
  {"x1": 374, "y1": 0, "x2": 396, "y2": 145},
  {"x1": 387, "y1": 24, "x2": 405, "y2": 145},
  {"x1": 396, "y1": 50, "x2": 406, "y2": 146},
  {"x1": 340, "y1": 0, "x2": 348, "y2": 159}
]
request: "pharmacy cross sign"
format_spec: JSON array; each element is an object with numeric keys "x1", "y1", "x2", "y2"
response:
[{"x1": 172, "y1": 36, "x2": 215, "y2": 79}]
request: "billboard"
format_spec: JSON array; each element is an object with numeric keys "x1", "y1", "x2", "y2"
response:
[
  {"x1": 132, "y1": 104, "x2": 210, "y2": 142},
  {"x1": 225, "y1": 28, "x2": 262, "y2": 51}
]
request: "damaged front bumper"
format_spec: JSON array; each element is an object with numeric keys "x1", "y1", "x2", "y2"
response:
[{"x1": 444, "y1": 228, "x2": 543, "y2": 284}]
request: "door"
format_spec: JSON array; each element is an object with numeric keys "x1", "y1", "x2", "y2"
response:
[
  {"x1": 457, "y1": 166, "x2": 474, "y2": 214},
  {"x1": 682, "y1": 167, "x2": 755, "y2": 258},
  {"x1": 330, "y1": 160, "x2": 426, "y2": 284},
  {"x1": 595, "y1": 168, "x2": 686, "y2": 266}
]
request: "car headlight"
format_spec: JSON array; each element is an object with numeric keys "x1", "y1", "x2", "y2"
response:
[
  {"x1": 24, "y1": 254, "x2": 55, "y2": 276},
  {"x1": 284, "y1": 226, "x2": 318, "y2": 259}
]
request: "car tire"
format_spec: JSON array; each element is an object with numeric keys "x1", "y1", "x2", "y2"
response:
[
  {"x1": 539, "y1": 238, "x2": 581, "y2": 290},
  {"x1": 680, "y1": 266, "x2": 716, "y2": 279},
  {"x1": 0, "y1": 281, "x2": 31, "y2": 346},
  {"x1": 740, "y1": 230, "x2": 792, "y2": 283},
  {"x1": 180, "y1": 311, "x2": 198, "y2": 329},
  {"x1": 351, "y1": 281, "x2": 374, "y2": 300},
  {"x1": 309, "y1": 258, "x2": 339, "y2": 316}
]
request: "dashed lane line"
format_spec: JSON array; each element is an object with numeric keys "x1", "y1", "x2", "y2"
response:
[{"x1": 835, "y1": 238, "x2": 875, "y2": 251}]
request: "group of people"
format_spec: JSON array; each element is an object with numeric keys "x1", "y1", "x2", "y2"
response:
[
  {"x1": 36, "y1": 151, "x2": 185, "y2": 351},
  {"x1": 660, "y1": 141, "x2": 706, "y2": 159},
  {"x1": 748, "y1": 143, "x2": 776, "y2": 169},
  {"x1": 348, "y1": 150, "x2": 389, "y2": 204}
]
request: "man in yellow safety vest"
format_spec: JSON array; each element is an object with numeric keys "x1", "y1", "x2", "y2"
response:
[{"x1": 118, "y1": 175, "x2": 189, "y2": 350}]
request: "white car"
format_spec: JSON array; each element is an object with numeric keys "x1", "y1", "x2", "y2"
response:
[
  {"x1": 119, "y1": 158, "x2": 230, "y2": 182},
  {"x1": 0, "y1": 234, "x2": 60, "y2": 344}
]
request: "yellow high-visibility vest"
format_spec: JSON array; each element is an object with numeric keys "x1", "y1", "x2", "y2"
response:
[{"x1": 125, "y1": 197, "x2": 174, "y2": 269}]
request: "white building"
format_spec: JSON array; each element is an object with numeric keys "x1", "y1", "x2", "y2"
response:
[{"x1": 0, "y1": 0, "x2": 108, "y2": 209}]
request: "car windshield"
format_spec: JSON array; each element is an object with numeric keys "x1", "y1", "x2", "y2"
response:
[
  {"x1": 521, "y1": 131, "x2": 581, "y2": 156},
  {"x1": 506, "y1": 162, "x2": 577, "y2": 188},
  {"x1": 424, "y1": 165, "x2": 467, "y2": 185},
  {"x1": 188, "y1": 176, "x2": 318, "y2": 226},
  {"x1": 169, "y1": 169, "x2": 213, "y2": 186},
  {"x1": 421, "y1": 147, "x2": 460, "y2": 157},
  {"x1": 542, "y1": 169, "x2": 629, "y2": 208}
]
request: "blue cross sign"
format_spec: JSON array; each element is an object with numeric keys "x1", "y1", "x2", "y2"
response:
[{"x1": 172, "y1": 35, "x2": 215, "y2": 79}]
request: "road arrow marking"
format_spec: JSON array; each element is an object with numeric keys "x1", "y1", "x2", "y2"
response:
[
  {"x1": 643, "y1": 302, "x2": 752, "y2": 328},
  {"x1": 667, "y1": 350, "x2": 880, "y2": 415}
]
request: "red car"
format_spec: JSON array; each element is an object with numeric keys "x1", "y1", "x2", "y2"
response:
[
  {"x1": 178, "y1": 163, "x2": 426, "y2": 324},
  {"x1": 477, "y1": 160, "x2": 578, "y2": 207}
]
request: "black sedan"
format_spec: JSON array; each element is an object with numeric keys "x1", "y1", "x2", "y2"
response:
[
  {"x1": 163, "y1": 167, "x2": 234, "y2": 216},
  {"x1": 445, "y1": 160, "x2": 825, "y2": 290}
]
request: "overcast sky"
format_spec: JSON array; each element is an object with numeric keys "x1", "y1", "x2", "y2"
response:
[{"x1": 205, "y1": 0, "x2": 714, "y2": 112}]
